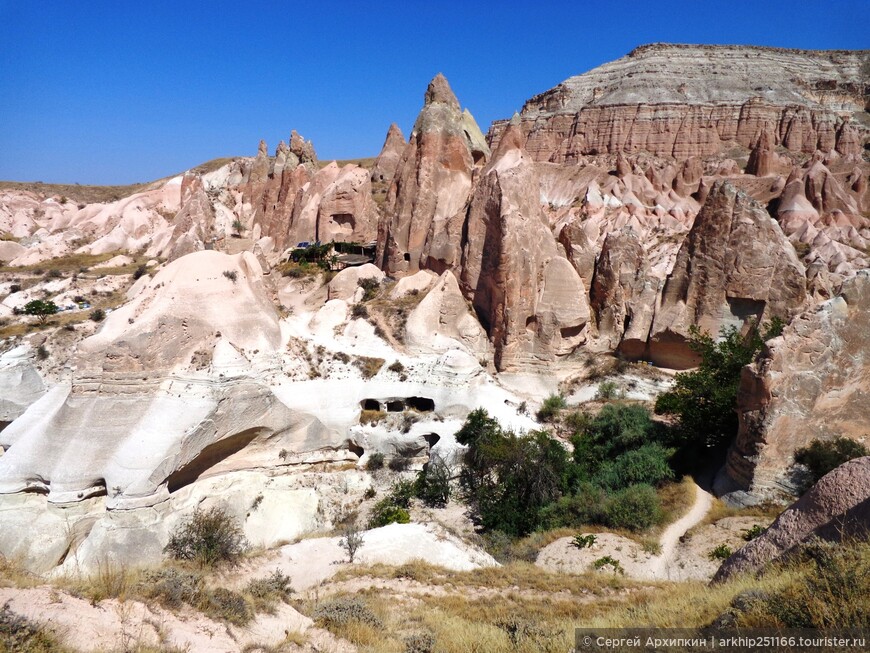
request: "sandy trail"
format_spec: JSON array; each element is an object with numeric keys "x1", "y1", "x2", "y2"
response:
[{"x1": 644, "y1": 478, "x2": 714, "y2": 580}]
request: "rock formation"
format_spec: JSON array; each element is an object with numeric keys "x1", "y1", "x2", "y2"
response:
[
  {"x1": 377, "y1": 73, "x2": 490, "y2": 275},
  {"x1": 371, "y1": 123, "x2": 407, "y2": 184},
  {"x1": 461, "y1": 122, "x2": 589, "y2": 370},
  {"x1": 650, "y1": 181, "x2": 807, "y2": 368},
  {"x1": 0, "y1": 346, "x2": 45, "y2": 427},
  {"x1": 0, "y1": 251, "x2": 345, "y2": 509},
  {"x1": 489, "y1": 44, "x2": 868, "y2": 161},
  {"x1": 589, "y1": 227, "x2": 658, "y2": 356},
  {"x1": 723, "y1": 270, "x2": 870, "y2": 501},
  {"x1": 714, "y1": 457, "x2": 870, "y2": 582}
]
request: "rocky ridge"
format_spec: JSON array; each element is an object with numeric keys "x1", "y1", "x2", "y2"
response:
[{"x1": 489, "y1": 44, "x2": 869, "y2": 160}]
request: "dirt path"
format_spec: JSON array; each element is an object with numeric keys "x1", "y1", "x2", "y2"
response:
[{"x1": 644, "y1": 479, "x2": 714, "y2": 580}]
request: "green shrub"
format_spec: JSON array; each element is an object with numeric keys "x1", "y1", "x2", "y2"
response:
[
  {"x1": 593, "y1": 556, "x2": 625, "y2": 574},
  {"x1": 89, "y1": 308, "x2": 105, "y2": 322},
  {"x1": 365, "y1": 452, "x2": 385, "y2": 470},
  {"x1": 358, "y1": 277, "x2": 381, "y2": 302},
  {"x1": 368, "y1": 504, "x2": 410, "y2": 528},
  {"x1": 536, "y1": 393, "x2": 567, "y2": 422},
  {"x1": 743, "y1": 524, "x2": 766, "y2": 541},
  {"x1": 794, "y1": 437, "x2": 869, "y2": 490},
  {"x1": 22, "y1": 299, "x2": 59, "y2": 324},
  {"x1": 604, "y1": 484, "x2": 663, "y2": 532},
  {"x1": 709, "y1": 543, "x2": 733, "y2": 561},
  {"x1": 222, "y1": 270, "x2": 238, "y2": 283},
  {"x1": 537, "y1": 483, "x2": 607, "y2": 530},
  {"x1": 314, "y1": 596, "x2": 383, "y2": 629},
  {"x1": 132, "y1": 264, "x2": 147, "y2": 280},
  {"x1": 164, "y1": 506, "x2": 247, "y2": 567},
  {"x1": 594, "y1": 443, "x2": 674, "y2": 489},
  {"x1": 596, "y1": 380, "x2": 618, "y2": 400},
  {"x1": 368, "y1": 479, "x2": 415, "y2": 528},
  {"x1": 572, "y1": 533, "x2": 597, "y2": 549},
  {"x1": 655, "y1": 319, "x2": 784, "y2": 450},
  {"x1": 414, "y1": 453, "x2": 452, "y2": 507}
]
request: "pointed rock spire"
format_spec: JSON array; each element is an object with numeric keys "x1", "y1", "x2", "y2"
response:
[
  {"x1": 747, "y1": 128, "x2": 773, "y2": 176},
  {"x1": 424, "y1": 73, "x2": 460, "y2": 109},
  {"x1": 371, "y1": 123, "x2": 408, "y2": 184}
]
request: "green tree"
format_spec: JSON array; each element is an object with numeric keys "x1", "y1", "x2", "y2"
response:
[
  {"x1": 22, "y1": 299, "x2": 59, "y2": 324},
  {"x1": 794, "y1": 437, "x2": 869, "y2": 491},
  {"x1": 457, "y1": 409, "x2": 571, "y2": 535},
  {"x1": 654, "y1": 319, "x2": 783, "y2": 449}
]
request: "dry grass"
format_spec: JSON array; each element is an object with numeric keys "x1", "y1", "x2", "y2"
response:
[
  {"x1": 316, "y1": 537, "x2": 870, "y2": 651},
  {"x1": 359, "y1": 409, "x2": 386, "y2": 426},
  {"x1": 54, "y1": 562, "x2": 293, "y2": 627},
  {"x1": 0, "y1": 252, "x2": 118, "y2": 274},
  {"x1": 0, "y1": 289, "x2": 128, "y2": 340},
  {"x1": 654, "y1": 475, "x2": 697, "y2": 534},
  {"x1": 687, "y1": 497, "x2": 784, "y2": 536},
  {"x1": 353, "y1": 356, "x2": 385, "y2": 379},
  {"x1": 0, "y1": 180, "x2": 155, "y2": 205},
  {"x1": 335, "y1": 557, "x2": 633, "y2": 596}
]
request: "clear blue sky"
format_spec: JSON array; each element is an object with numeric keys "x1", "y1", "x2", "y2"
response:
[{"x1": 1, "y1": 0, "x2": 867, "y2": 185}]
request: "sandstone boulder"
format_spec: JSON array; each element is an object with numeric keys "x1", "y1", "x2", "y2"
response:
[
  {"x1": 714, "y1": 457, "x2": 870, "y2": 582},
  {"x1": 0, "y1": 346, "x2": 45, "y2": 425},
  {"x1": 405, "y1": 270, "x2": 488, "y2": 354},
  {"x1": 327, "y1": 263, "x2": 384, "y2": 303}
]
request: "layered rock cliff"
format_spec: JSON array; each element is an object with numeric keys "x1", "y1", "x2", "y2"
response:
[{"x1": 489, "y1": 44, "x2": 869, "y2": 161}]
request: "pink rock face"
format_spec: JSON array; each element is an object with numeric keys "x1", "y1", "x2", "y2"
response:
[
  {"x1": 725, "y1": 271, "x2": 870, "y2": 501},
  {"x1": 370, "y1": 123, "x2": 407, "y2": 184},
  {"x1": 714, "y1": 457, "x2": 870, "y2": 582},
  {"x1": 462, "y1": 123, "x2": 589, "y2": 371},
  {"x1": 489, "y1": 44, "x2": 867, "y2": 161},
  {"x1": 650, "y1": 180, "x2": 807, "y2": 368},
  {"x1": 589, "y1": 228, "x2": 658, "y2": 356},
  {"x1": 166, "y1": 183, "x2": 215, "y2": 261},
  {"x1": 377, "y1": 73, "x2": 489, "y2": 275}
]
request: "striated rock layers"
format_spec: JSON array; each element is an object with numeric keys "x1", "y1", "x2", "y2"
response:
[
  {"x1": 714, "y1": 457, "x2": 870, "y2": 581},
  {"x1": 377, "y1": 73, "x2": 490, "y2": 275},
  {"x1": 489, "y1": 44, "x2": 869, "y2": 161},
  {"x1": 723, "y1": 270, "x2": 870, "y2": 502},
  {"x1": 0, "y1": 251, "x2": 346, "y2": 509}
]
